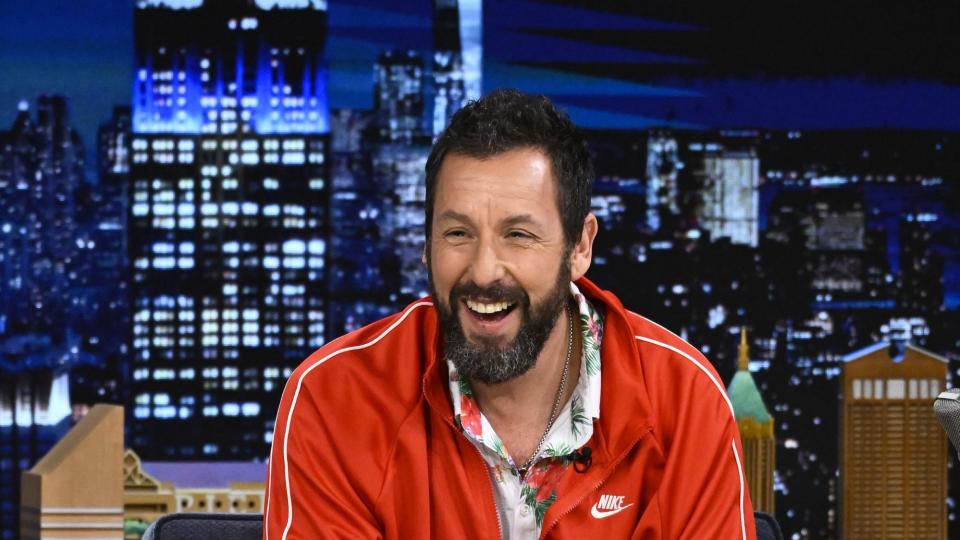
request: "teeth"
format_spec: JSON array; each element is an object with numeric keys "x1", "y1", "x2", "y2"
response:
[{"x1": 466, "y1": 299, "x2": 513, "y2": 314}]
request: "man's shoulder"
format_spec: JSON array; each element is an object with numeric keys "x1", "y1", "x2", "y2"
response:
[
  {"x1": 285, "y1": 299, "x2": 437, "y2": 404},
  {"x1": 621, "y1": 309, "x2": 730, "y2": 408}
]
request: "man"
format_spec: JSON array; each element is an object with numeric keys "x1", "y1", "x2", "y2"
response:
[{"x1": 264, "y1": 89, "x2": 756, "y2": 539}]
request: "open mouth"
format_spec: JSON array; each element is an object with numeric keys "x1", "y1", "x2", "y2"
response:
[{"x1": 463, "y1": 298, "x2": 518, "y2": 323}]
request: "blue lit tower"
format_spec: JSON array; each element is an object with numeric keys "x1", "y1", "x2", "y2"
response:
[{"x1": 130, "y1": 0, "x2": 330, "y2": 460}]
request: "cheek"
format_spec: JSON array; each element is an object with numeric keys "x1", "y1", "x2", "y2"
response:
[{"x1": 429, "y1": 247, "x2": 465, "y2": 293}]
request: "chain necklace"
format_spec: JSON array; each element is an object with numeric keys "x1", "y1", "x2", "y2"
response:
[{"x1": 518, "y1": 302, "x2": 574, "y2": 479}]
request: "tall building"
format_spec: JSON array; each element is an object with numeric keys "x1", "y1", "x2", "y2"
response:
[
  {"x1": 727, "y1": 329, "x2": 775, "y2": 514},
  {"x1": 899, "y1": 217, "x2": 944, "y2": 314},
  {"x1": 698, "y1": 150, "x2": 759, "y2": 247},
  {"x1": 64, "y1": 106, "x2": 135, "y2": 413},
  {"x1": 372, "y1": 51, "x2": 432, "y2": 300},
  {"x1": 0, "y1": 96, "x2": 84, "y2": 337},
  {"x1": 130, "y1": 0, "x2": 330, "y2": 460},
  {"x1": 327, "y1": 109, "x2": 398, "y2": 337},
  {"x1": 644, "y1": 133, "x2": 680, "y2": 233},
  {"x1": 373, "y1": 51, "x2": 425, "y2": 144},
  {"x1": 0, "y1": 96, "x2": 90, "y2": 540},
  {"x1": 840, "y1": 341, "x2": 948, "y2": 539}
]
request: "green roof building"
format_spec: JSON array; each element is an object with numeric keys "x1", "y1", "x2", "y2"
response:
[{"x1": 726, "y1": 328, "x2": 775, "y2": 514}]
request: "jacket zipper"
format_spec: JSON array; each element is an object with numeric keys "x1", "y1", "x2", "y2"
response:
[
  {"x1": 421, "y1": 380, "x2": 504, "y2": 539},
  {"x1": 539, "y1": 429, "x2": 651, "y2": 538},
  {"x1": 435, "y1": 400, "x2": 504, "y2": 539},
  {"x1": 459, "y1": 430, "x2": 505, "y2": 540}
]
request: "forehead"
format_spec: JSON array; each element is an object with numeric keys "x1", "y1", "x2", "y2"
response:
[{"x1": 434, "y1": 148, "x2": 560, "y2": 219}]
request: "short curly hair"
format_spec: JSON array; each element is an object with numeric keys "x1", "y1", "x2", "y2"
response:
[{"x1": 424, "y1": 88, "x2": 594, "y2": 246}]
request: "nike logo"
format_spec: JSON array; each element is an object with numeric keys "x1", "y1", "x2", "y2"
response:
[{"x1": 590, "y1": 494, "x2": 634, "y2": 519}]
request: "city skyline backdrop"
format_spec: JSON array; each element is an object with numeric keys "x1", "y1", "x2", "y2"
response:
[
  {"x1": 3, "y1": 0, "x2": 960, "y2": 171},
  {"x1": 1, "y1": 2, "x2": 959, "y2": 540}
]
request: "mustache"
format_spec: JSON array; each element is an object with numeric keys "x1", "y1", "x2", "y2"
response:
[{"x1": 449, "y1": 281, "x2": 526, "y2": 305}]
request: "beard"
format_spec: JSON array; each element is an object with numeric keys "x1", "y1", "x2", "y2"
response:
[{"x1": 428, "y1": 251, "x2": 572, "y2": 385}]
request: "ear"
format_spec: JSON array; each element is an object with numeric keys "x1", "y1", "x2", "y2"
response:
[{"x1": 569, "y1": 213, "x2": 598, "y2": 281}]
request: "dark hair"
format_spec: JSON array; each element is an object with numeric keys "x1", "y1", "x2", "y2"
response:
[{"x1": 424, "y1": 88, "x2": 594, "y2": 246}]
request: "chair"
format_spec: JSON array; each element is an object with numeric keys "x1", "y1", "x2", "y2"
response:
[
  {"x1": 143, "y1": 510, "x2": 784, "y2": 539},
  {"x1": 754, "y1": 511, "x2": 784, "y2": 540},
  {"x1": 142, "y1": 513, "x2": 262, "y2": 540}
]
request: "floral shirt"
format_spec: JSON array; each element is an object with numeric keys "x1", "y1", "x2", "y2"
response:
[{"x1": 448, "y1": 282, "x2": 604, "y2": 539}]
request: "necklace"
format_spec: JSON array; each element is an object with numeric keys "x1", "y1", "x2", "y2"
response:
[{"x1": 518, "y1": 302, "x2": 574, "y2": 479}]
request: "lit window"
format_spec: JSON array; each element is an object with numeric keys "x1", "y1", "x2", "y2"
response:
[
  {"x1": 283, "y1": 239, "x2": 305, "y2": 255},
  {"x1": 283, "y1": 257, "x2": 305, "y2": 269},
  {"x1": 307, "y1": 239, "x2": 325, "y2": 254}
]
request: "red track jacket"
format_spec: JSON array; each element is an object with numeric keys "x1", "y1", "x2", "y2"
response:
[{"x1": 264, "y1": 278, "x2": 756, "y2": 539}]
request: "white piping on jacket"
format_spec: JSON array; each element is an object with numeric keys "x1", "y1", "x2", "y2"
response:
[
  {"x1": 732, "y1": 438, "x2": 748, "y2": 540},
  {"x1": 632, "y1": 324, "x2": 746, "y2": 540},
  {"x1": 268, "y1": 301, "x2": 433, "y2": 540}
]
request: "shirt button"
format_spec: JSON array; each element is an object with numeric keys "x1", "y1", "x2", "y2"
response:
[{"x1": 520, "y1": 505, "x2": 531, "y2": 517}]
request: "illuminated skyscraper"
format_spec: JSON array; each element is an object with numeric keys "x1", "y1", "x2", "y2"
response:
[
  {"x1": 698, "y1": 150, "x2": 759, "y2": 247},
  {"x1": 726, "y1": 328, "x2": 775, "y2": 514},
  {"x1": 374, "y1": 51, "x2": 425, "y2": 144},
  {"x1": 644, "y1": 133, "x2": 680, "y2": 233},
  {"x1": 373, "y1": 51, "x2": 431, "y2": 300},
  {"x1": 840, "y1": 341, "x2": 947, "y2": 539},
  {"x1": 130, "y1": 0, "x2": 330, "y2": 459},
  {"x1": 327, "y1": 109, "x2": 398, "y2": 337},
  {"x1": 0, "y1": 96, "x2": 86, "y2": 540},
  {"x1": 899, "y1": 218, "x2": 944, "y2": 314}
]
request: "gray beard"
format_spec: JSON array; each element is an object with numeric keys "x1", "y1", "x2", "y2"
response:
[{"x1": 430, "y1": 258, "x2": 571, "y2": 385}]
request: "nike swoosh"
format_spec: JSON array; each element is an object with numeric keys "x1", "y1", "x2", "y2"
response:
[{"x1": 591, "y1": 502, "x2": 634, "y2": 519}]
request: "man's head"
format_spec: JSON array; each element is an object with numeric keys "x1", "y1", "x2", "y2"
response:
[
  {"x1": 424, "y1": 89, "x2": 597, "y2": 384},
  {"x1": 425, "y1": 88, "x2": 594, "y2": 248}
]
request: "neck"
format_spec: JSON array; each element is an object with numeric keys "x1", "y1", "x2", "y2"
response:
[{"x1": 470, "y1": 298, "x2": 582, "y2": 456}]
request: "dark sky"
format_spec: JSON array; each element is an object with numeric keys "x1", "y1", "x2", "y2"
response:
[
  {"x1": 0, "y1": 0, "x2": 132, "y2": 158},
  {"x1": 2, "y1": 0, "x2": 959, "y2": 166}
]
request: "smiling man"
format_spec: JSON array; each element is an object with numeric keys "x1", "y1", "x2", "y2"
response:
[{"x1": 264, "y1": 89, "x2": 756, "y2": 539}]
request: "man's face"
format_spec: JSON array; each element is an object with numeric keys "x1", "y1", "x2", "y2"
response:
[{"x1": 426, "y1": 148, "x2": 573, "y2": 384}]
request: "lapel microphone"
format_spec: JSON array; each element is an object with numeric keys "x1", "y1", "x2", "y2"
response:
[{"x1": 566, "y1": 446, "x2": 593, "y2": 473}]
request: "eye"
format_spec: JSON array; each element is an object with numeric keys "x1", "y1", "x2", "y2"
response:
[
  {"x1": 507, "y1": 230, "x2": 531, "y2": 240},
  {"x1": 444, "y1": 229, "x2": 468, "y2": 239}
]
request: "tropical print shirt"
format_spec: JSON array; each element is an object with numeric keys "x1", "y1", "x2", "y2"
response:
[{"x1": 448, "y1": 282, "x2": 604, "y2": 540}]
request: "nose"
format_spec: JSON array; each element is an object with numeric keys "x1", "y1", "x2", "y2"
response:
[{"x1": 467, "y1": 234, "x2": 506, "y2": 288}]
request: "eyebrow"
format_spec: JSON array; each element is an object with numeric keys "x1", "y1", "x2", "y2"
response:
[
  {"x1": 436, "y1": 209, "x2": 474, "y2": 225},
  {"x1": 501, "y1": 214, "x2": 539, "y2": 228},
  {"x1": 436, "y1": 210, "x2": 541, "y2": 228}
]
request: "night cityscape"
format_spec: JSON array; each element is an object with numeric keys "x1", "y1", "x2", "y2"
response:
[{"x1": 1, "y1": 1, "x2": 959, "y2": 539}]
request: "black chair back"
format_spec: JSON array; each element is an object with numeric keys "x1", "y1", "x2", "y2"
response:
[
  {"x1": 143, "y1": 510, "x2": 784, "y2": 539},
  {"x1": 142, "y1": 513, "x2": 262, "y2": 540}
]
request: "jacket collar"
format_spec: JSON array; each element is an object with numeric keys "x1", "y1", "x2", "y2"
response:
[{"x1": 421, "y1": 276, "x2": 656, "y2": 458}]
